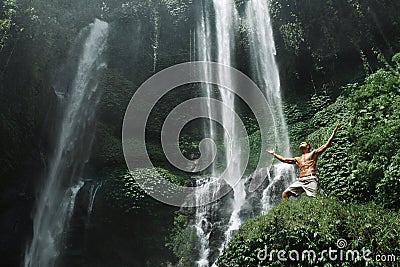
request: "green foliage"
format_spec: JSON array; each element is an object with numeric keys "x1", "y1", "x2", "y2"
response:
[
  {"x1": 113, "y1": 0, "x2": 192, "y2": 23},
  {"x1": 104, "y1": 167, "x2": 188, "y2": 213},
  {"x1": 91, "y1": 123, "x2": 125, "y2": 167},
  {"x1": 98, "y1": 69, "x2": 135, "y2": 127},
  {"x1": 285, "y1": 91, "x2": 332, "y2": 126},
  {"x1": 376, "y1": 153, "x2": 400, "y2": 210},
  {"x1": 104, "y1": 168, "x2": 146, "y2": 212},
  {"x1": 179, "y1": 134, "x2": 200, "y2": 159},
  {"x1": 392, "y1": 53, "x2": 400, "y2": 68},
  {"x1": 346, "y1": 0, "x2": 364, "y2": 18},
  {"x1": 268, "y1": 0, "x2": 400, "y2": 99},
  {"x1": 166, "y1": 214, "x2": 197, "y2": 266},
  {"x1": 346, "y1": 65, "x2": 400, "y2": 209},
  {"x1": 279, "y1": 18, "x2": 305, "y2": 55},
  {"x1": 161, "y1": 0, "x2": 192, "y2": 23},
  {"x1": 0, "y1": 0, "x2": 17, "y2": 49},
  {"x1": 217, "y1": 196, "x2": 400, "y2": 267},
  {"x1": 120, "y1": 136, "x2": 188, "y2": 171},
  {"x1": 307, "y1": 121, "x2": 363, "y2": 202}
]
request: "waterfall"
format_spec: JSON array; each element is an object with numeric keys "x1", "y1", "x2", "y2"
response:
[
  {"x1": 24, "y1": 19, "x2": 109, "y2": 267},
  {"x1": 245, "y1": 0, "x2": 296, "y2": 210},
  {"x1": 195, "y1": 4, "x2": 219, "y2": 264},
  {"x1": 197, "y1": 0, "x2": 215, "y2": 177},
  {"x1": 195, "y1": 0, "x2": 247, "y2": 265},
  {"x1": 246, "y1": 0, "x2": 290, "y2": 156},
  {"x1": 192, "y1": 0, "x2": 295, "y2": 266},
  {"x1": 211, "y1": 0, "x2": 246, "y2": 246}
]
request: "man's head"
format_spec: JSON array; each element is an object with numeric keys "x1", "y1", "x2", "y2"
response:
[{"x1": 299, "y1": 141, "x2": 311, "y2": 153}]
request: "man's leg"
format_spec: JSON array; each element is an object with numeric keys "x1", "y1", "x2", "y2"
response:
[
  {"x1": 282, "y1": 189, "x2": 293, "y2": 200},
  {"x1": 282, "y1": 180, "x2": 304, "y2": 200}
]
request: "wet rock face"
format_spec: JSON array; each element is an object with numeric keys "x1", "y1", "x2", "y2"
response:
[
  {"x1": 60, "y1": 180, "x2": 100, "y2": 265},
  {"x1": 244, "y1": 168, "x2": 271, "y2": 216},
  {"x1": 0, "y1": 171, "x2": 36, "y2": 267}
]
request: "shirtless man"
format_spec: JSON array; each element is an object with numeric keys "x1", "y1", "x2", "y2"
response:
[{"x1": 266, "y1": 124, "x2": 339, "y2": 200}]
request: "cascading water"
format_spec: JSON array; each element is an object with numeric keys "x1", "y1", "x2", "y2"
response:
[
  {"x1": 193, "y1": 0, "x2": 295, "y2": 266},
  {"x1": 24, "y1": 19, "x2": 109, "y2": 267},
  {"x1": 197, "y1": 0, "x2": 215, "y2": 177},
  {"x1": 194, "y1": 1, "x2": 248, "y2": 265},
  {"x1": 245, "y1": 0, "x2": 296, "y2": 210},
  {"x1": 194, "y1": 3, "x2": 221, "y2": 265},
  {"x1": 246, "y1": 0, "x2": 290, "y2": 156},
  {"x1": 193, "y1": 177, "x2": 222, "y2": 267},
  {"x1": 212, "y1": 0, "x2": 247, "y2": 254}
]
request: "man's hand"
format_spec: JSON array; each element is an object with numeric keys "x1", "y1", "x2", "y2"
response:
[
  {"x1": 315, "y1": 123, "x2": 340, "y2": 155},
  {"x1": 266, "y1": 149, "x2": 275, "y2": 155}
]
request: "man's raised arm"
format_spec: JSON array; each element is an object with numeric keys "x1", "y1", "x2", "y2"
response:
[
  {"x1": 266, "y1": 149, "x2": 296, "y2": 164},
  {"x1": 315, "y1": 124, "x2": 339, "y2": 155}
]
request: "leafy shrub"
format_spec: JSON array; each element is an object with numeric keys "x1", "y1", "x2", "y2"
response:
[
  {"x1": 375, "y1": 152, "x2": 400, "y2": 210},
  {"x1": 0, "y1": 0, "x2": 17, "y2": 49},
  {"x1": 166, "y1": 214, "x2": 198, "y2": 267},
  {"x1": 91, "y1": 123, "x2": 125, "y2": 167},
  {"x1": 346, "y1": 64, "x2": 400, "y2": 209},
  {"x1": 98, "y1": 69, "x2": 135, "y2": 127},
  {"x1": 161, "y1": 0, "x2": 192, "y2": 23},
  {"x1": 217, "y1": 196, "x2": 400, "y2": 267},
  {"x1": 104, "y1": 167, "x2": 188, "y2": 213},
  {"x1": 279, "y1": 19, "x2": 305, "y2": 55}
]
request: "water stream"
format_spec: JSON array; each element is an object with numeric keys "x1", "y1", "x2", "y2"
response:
[
  {"x1": 24, "y1": 19, "x2": 109, "y2": 267},
  {"x1": 195, "y1": 1, "x2": 247, "y2": 265},
  {"x1": 245, "y1": 0, "x2": 296, "y2": 211}
]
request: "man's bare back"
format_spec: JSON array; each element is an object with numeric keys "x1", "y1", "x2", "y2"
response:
[{"x1": 266, "y1": 124, "x2": 339, "y2": 199}]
